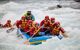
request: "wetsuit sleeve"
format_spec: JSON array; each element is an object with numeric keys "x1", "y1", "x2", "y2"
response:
[
  {"x1": 16, "y1": 20, "x2": 22, "y2": 28},
  {"x1": 40, "y1": 20, "x2": 44, "y2": 26}
]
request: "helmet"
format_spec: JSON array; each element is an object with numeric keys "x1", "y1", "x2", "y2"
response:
[
  {"x1": 55, "y1": 22, "x2": 60, "y2": 25},
  {"x1": 27, "y1": 11, "x2": 31, "y2": 13},
  {"x1": 21, "y1": 16, "x2": 26, "y2": 20},
  {"x1": 21, "y1": 16, "x2": 26, "y2": 18},
  {"x1": 51, "y1": 17, "x2": 55, "y2": 20},
  {"x1": 28, "y1": 20, "x2": 33, "y2": 24},
  {"x1": 45, "y1": 16, "x2": 49, "y2": 18},
  {"x1": 45, "y1": 16, "x2": 49, "y2": 20},
  {"x1": 27, "y1": 11, "x2": 31, "y2": 15},
  {"x1": 7, "y1": 20, "x2": 11, "y2": 22}
]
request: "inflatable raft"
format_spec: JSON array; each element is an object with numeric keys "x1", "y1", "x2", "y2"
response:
[{"x1": 17, "y1": 29, "x2": 52, "y2": 45}]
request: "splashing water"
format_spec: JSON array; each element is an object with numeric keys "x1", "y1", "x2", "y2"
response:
[{"x1": 0, "y1": 1, "x2": 80, "y2": 50}]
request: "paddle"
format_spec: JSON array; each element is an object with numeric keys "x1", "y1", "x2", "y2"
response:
[
  {"x1": 6, "y1": 23, "x2": 16, "y2": 33},
  {"x1": 6, "y1": 27, "x2": 15, "y2": 33}
]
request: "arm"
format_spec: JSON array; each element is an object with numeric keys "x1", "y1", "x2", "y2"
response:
[
  {"x1": 31, "y1": 15, "x2": 35, "y2": 21},
  {"x1": 60, "y1": 27, "x2": 65, "y2": 33},
  {"x1": 60, "y1": 27, "x2": 68, "y2": 37},
  {"x1": 16, "y1": 20, "x2": 22, "y2": 28}
]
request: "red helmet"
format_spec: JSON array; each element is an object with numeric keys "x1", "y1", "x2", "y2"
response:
[
  {"x1": 21, "y1": 16, "x2": 26, "y2": 19},
  {"x1": 55, "y1": 22, "x2": 60, "y2": 25},
  {"x1": 45, "y1": 16, "x2": 49, "y2": 19},
  {"x1": 7, "y1": 20, "x2": 11, "y2": 22},
  {"x1": 51, "y1": 17, "x2": 55, "y2": 20},
  {"x1": 28, "y1": 20, "x2": 33, "y2": 24}
]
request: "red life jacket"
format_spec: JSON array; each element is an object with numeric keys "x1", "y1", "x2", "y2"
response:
[
  {"x1": 29, "y1": 26, "x2": 39, "y2": 36},
  {"x1": 51, "y1": 26, "x2": 61, "y2": 35},
  {"x1": 50, "y1": 22, "x2": 55, "y2": 28},
  {"x1": 20, "y1": 20, "x2": 27, "y2": 29},
  {"x1": 24, "y1": 23, "x2": 33, "y2": 32},
  {"x1": 44, "y1": 20, "x2": 50, "y2": 27}
]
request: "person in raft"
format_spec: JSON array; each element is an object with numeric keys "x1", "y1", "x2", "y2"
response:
[
  {"x1": 50, "y1": 21, "x2": 68, "y2": 39},
  {"x1": 50, "y1": 17, "x2": 56, "y2": 28},
  {"x1": 3, "y1": 20, "x2": 12, "y2": 28},
  {"x1": 44, "y1": 17, "x2": 56, "y2": 35},
  {"x1": 24, "y1": 11, "x2": 35, "y2": 21},
  {"x1": 29, "y1": 22, "x2": 40, "y2": 37},
  {"x1": 24, "y1": 20, "x2": 34, "y2": 36},
  {"x1": 39, "y1": 16, "x2": 51, "y2": 35},
  {"x1": 16, "y1": 16, "x2": 28, "y2": 32}
]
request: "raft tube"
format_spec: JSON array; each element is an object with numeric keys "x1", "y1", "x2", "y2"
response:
[{"x1": 18, "y1": 29, "x2": 52, "y2": 45}]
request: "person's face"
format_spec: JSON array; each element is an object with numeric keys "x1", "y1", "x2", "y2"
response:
[
  {"x1": 45, "y1": 18, "x2": 49, "y2": 21},
  {"x1": 22, "y1": 18, "x2": 25, "y2": 20},
  {"x1": 7, "y1": 21, "x2": 11, "y2": 23},
  {"x1": 51, "y1": 20, "x2": 55, "y2": 23},
  {"x1": 56, "y1": 24, "x2": 60, "y2": 27}
]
